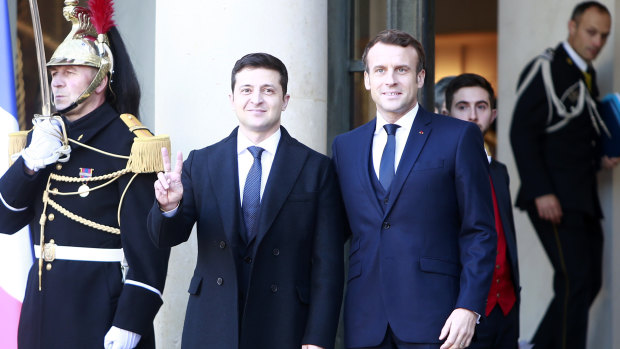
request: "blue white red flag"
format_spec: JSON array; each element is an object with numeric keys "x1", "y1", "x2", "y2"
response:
[{"x1": 0, "y1": 1, "x2": 33, "y2": 348}]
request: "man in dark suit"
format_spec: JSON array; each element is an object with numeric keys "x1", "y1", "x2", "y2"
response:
[
  {"x1": 332, "y1": 29, "x2": 496, "y2": 349},
  {"x1": 445, "y1": 73, "x2": 520, "y2": 349},
  {"x1": 148, "y1": 53, "x2": 344, "y2": 349},
  {"x1": 510, "y1": 2, "x2": 618, "y2": 348}
]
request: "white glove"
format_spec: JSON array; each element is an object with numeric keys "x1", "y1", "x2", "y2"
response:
[
  {"x1": 104, "y1": 326, "x2": 141, "y2": 349},
  {"x1": 21, "y1": 117, "x2": 70, "y2": 171}
]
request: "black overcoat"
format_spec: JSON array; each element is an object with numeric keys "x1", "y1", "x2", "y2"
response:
[{"x1": 148, "y1": 127, "x2": 345, "y2": 349}]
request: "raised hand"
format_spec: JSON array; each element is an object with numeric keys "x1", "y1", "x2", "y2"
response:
[
  {"x1": 22, "y1": 116, "x2": 70, "y2": 172},
  {"x1": 154, "y1": 147, "x2": 183, "y2": 212}
]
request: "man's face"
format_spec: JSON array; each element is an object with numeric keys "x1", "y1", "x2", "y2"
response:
[
  {"x1": 568, "y1": 7, "x2": 611, "y2": 63},
  {"x1": 364, "y1": 42, "x2": 425, "y2": 123},
  {"x1": 448, "y1": 86, "x2": 496, "y2": 134},
  {"x1": 230, "y1": 67, "x2": 289, "y2": 141},
  {"x1": 50, "y1": 65, "x2": 99, "y2": 118}
]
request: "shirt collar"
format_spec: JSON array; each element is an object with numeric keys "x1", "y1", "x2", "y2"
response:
[
  {"x1": 374, "y1": 103, "x2": 418, "y2": 134},
  {"x1": 237, "y1": 127, "x2": 281, "y2": 156},
  {"x1": 563, "y1": 41, "x2": 588, "y2": 72}
]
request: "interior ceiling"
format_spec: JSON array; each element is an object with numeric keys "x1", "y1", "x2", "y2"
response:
[{"x1": 435, "y1": 0, "x2": 497, "y2": 34}]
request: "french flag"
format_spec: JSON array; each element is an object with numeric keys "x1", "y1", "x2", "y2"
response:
[{"x1": 0, "y1": 0, "x2": 33, "y2": 348}]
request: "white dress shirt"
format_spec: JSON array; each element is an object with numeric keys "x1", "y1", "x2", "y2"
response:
[
  {"x1": 162, "y1": 128, "x2": 281, "y2": 217},
  {"x1": 371, "y1": 105, "x2": 418, "y2": 179},
  {"x1": 237, "y1": 128, "x2": 280, "y2": 205}
]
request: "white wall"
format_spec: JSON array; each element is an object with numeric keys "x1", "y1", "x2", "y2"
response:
[
  {"x1": 114, "y1": 1, "x2": 156, "y2": 128},
  {"x1": 151, "y1": 1, "x2": 328, "y2": 347},
  {"x1": 498, "y1": 1, "x2": 619, "y2": 347}
]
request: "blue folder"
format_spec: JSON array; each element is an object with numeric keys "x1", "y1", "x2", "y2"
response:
[{"x1": 600, "y1": 93, "x2": 620, "y2": 157}]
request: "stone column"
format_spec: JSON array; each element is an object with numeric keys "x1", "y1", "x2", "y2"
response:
[{"x1": 152, "y1": 1, "x2": 328, "y2": 347}]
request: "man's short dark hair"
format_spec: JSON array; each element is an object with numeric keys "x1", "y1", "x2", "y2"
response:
[
  {"x1": 231, "y1": 53, "x2": 289, "y2": 95},
  {"x1": 361, "y1": 29, "x2": 425, "y2": 73},
  {"x1": 434, "y1": 76, "x2": 455, "y2": 112},
  {"x1": 571, "y1": 1, "x2": 610, "y2": 22},
  {"x1": 444, "y1": 73, "x2": 496, "y2": 112}
]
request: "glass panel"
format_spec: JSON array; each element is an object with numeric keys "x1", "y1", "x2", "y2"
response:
[
  {"x1": 352, "y1": 0, "x2": 387, "y2": 61},
  {"x1": 351, "y1": 0, "x2": 387, "y2": 128}
]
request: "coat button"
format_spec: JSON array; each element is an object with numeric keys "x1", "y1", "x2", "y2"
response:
[
  {"x1": 270, "y1": 284, "x2": 278, "y2": 293},
  {"x1": 244, "y1": 257, "x2": 252, "y2": 264},
  {"x1": 383, "y1": 222, "x2": 390, "y2": 229},
  {"x1": 55, "y1": 164, "x2": 62, "y2": 170},
  {"x1": 216, "y1": 277, "x2": 223, "y2": 286},
  {"x1": 272, "y1": 248, "x2": 280, "y2": 256},
  {"x1": 219, "y1": 241, "x2": 226, "y2": 249},
  {"x1": 383, "y1": 198, "x2": 388, "y2": 204},
  {"x1": 48, "y1": 213, "x2": 55, "y2": 221},
  {"x1": 46, "y1": 263, "x2": 52, "y2": 271}
]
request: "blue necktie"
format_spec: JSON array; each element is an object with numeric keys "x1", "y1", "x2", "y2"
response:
[
  {"x1": 243, "y1": 146, "x2": 264, "y2": 243},
  {"x1": 379, "y1": 124, "x2": 400, "y2": 190}
]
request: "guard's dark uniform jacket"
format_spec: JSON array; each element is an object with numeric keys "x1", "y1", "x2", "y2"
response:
[
  {"x1": 510, "y1": 43, "x2": 603, "y2": 217},
  {"x1": 0, "y1": 103, "x2": 170, "y2": 349},
  {"x1": 510, "y1": 42, "x2": 606, "y2": 349}
]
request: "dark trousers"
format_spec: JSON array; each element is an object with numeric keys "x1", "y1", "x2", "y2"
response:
[
  {"x1": 469, "y1": 305, "x2": 518, "y2": 349},
  {"x1": 527, "y1": 209, "x2": 603, "y2": 349},
  {"x1": 352, "y1": 326, "x2": 440, "y2": 349}
]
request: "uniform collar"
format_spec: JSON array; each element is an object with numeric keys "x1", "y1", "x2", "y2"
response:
[
  {"x1": 62, "y1": 102, "x2": 118, "y2": 145},
  {"x1": 563, "y1": 41, "x2": 589, "y2": 72}
]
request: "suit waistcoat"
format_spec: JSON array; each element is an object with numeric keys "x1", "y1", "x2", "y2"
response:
[{"x1": 369, "y1": 149, "x2": 390, "y2": 212}]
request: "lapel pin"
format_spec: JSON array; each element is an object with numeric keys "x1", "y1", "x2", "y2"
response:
[{"x1": 418, "y1": 131, "x2": 424, "y2": 134}]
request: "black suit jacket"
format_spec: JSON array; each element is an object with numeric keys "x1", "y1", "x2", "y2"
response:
[
  {"x1": 148, "y1": 127, "x2": 344, "y2": 349},
  {"x1": 489, "y1": 159, "x2": 520, "y2": 304},
  {"x1": 510, "y1": 43, "x2": 602, "y2": 217}
]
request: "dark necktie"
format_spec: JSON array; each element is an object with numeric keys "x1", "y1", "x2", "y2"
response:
[
  {"x1": 243, "y1": 146, "x2": 264, "y2": 243},
  {"x1": 379, "y1": 124, "x2": 401, "y2": 190}
]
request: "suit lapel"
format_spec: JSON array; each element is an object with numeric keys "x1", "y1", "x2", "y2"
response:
[
  {"x1": 356, "y1": 120, "x2": 384, "y2": 216},
  {"x1": 489, "y1": 160, "x2": 518, "y2": 265},
  {"x1": 208, "y1": 128, "x2": 242, "y2": 244},
  {"x1": 384, "y1": 107, "x2": 432, "y2": 217},
  {"x1": 254, "y1": 127, "x2": 307, "y2": 247}
]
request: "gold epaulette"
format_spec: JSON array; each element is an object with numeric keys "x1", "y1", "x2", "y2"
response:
[
  {"x1": 8, "y1": 130, "x2": 30, "y2": 167},
  {"x1": 120, "y1": 114, "x2": 170, "y2": 173}
]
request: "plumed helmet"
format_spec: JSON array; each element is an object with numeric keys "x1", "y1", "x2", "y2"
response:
[{"x1": 47, "y1": 0, "x2": 115, "y2": 113}]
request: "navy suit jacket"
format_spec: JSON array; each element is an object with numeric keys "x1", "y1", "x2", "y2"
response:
[
  {"x1": 332, "y1": 107, "x2": 497, "y2": 347},
  {"x1": 148, "y1": 127, "x2": 344, "y2": 349}
]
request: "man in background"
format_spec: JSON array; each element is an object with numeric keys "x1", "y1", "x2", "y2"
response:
[
  {"x1": 434, "y1": 75, "x2": 455, "y2": 114},
  {"x1": 446, "y1": 73, "x2": 519, "y2": 349},
  {"x1": 510, "y1": 2, "x2": 618, "y2": 348}
]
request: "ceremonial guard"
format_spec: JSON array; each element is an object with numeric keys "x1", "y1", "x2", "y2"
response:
[
  {"x1": 0, "y1": 1, "x2": 170, "y2": 348},
  {"x1": 510, "y1": 3, "x2": 617, "y2": 348}
]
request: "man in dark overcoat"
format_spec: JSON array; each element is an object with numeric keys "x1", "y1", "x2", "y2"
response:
[{"x1": 148, "y1": 52, "x2": 345, "y2": 349}]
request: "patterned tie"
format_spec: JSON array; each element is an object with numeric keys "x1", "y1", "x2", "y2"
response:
[
  {"x1": 243, "y1": 146, "x2": 264, "y2": 243},
  {"x1": 379, "y1": 124, "x2": 401, "y2": 190}
]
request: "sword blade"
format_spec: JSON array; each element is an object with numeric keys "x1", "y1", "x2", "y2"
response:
[{"x1": 28, "y1": 0, "x2": 51, "y2": 116}]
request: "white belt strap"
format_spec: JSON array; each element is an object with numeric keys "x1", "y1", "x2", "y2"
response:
[{"x1": 35, "y1": 244, "x2": 124, "y2": 262}]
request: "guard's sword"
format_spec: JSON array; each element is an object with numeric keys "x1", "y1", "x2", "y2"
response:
[{"x1": 28, "y1": 0, "x2": 51, "y2": 116}]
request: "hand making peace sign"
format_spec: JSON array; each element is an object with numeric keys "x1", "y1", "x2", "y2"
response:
[{"x1": 154, "y1": 147, "x2": 184, "y2": 212}]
